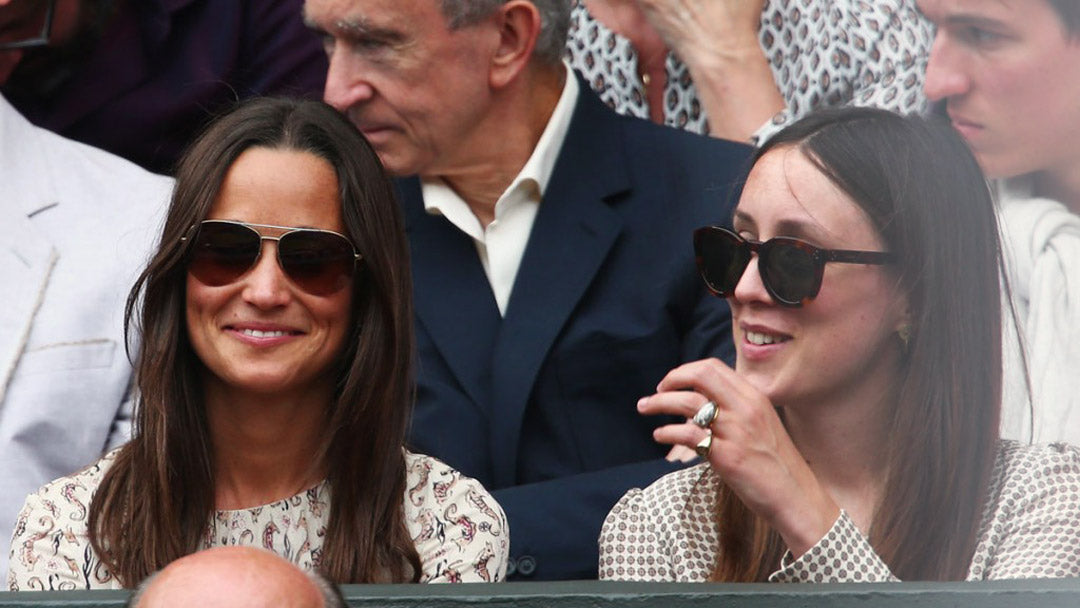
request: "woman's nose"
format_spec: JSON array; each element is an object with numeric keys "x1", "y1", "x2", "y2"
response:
[
  {"x1": 732, "y1": 256, "x2": 773, "y2": 305},
  {"x1": 241, "y1": 242, "x2": 291, "y2": 309}
]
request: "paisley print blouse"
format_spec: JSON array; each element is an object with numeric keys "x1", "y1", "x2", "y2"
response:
[
  {"x1": 599, "y1": 441, "x2": 1080, "y2": 581},
  {"x1": 7, "y1": 451, "x2": 509, "y2": 590},
  {"x1": 567, "y1": 0, "x2": 934, "y2": 143}
]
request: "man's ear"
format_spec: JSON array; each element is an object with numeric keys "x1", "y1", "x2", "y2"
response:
[{"x1": 489, "y1": 0, "x2": 541, "y2": 89}]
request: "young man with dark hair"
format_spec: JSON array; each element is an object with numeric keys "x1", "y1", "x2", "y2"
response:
[{"x1": 919, "y1": 0, "x2": 1080, "y2": 445}]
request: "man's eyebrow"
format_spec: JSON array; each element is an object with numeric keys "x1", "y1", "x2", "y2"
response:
[
  {"x1": 331, "y1": 18, "x2": 406, "y2": 43},
  {"x1": 943, "y1": 13, "x2": 1011, "y2": 29},
  {"x1": 300, "y1": 12, "x2": 405, "y2": 43}
]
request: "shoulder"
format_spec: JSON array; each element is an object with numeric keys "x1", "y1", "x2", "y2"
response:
[
  {"x1": 611, "y1": 106, "x2": 751, "y2": 166},
  {"x1": 605, "y1": 463, "x2": 717, "y2": 528},
  {"x1": 569, "y1": 81, "x2": 750, "y2": 163},
  {"x1": 403, "y1": 451, "x2": 509, "y2": 583},
  {"x1": 8, "y1": 452, "x2": 118, "y2": 590},
  {"x1": 19, "y1": 110, "x2": 172, "y2": 224},
  {"x1": 24, "y1": 450, "x2": 116, "y2": 506},
  {"x1": 600, "y1": 463, "x2": 718, "y2": 582},
  {"x1": 984, "y1": 440, "x2": 1080, "y2": 523},
  {"x1": 969, "y1": 441, "x2": 1080, "y2": 579},
  {"x1": 992, "y1": 440, "x2": 1080, "y2": 487},
  {"x1": 403, "y1": 451, "x2": 506, "y2": 524},
  {"x1": 40, "y1": 129, "x2": 172, "y2": 197}
]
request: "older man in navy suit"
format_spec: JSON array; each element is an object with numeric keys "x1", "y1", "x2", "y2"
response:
[{"x1": 305, "y1": 0, "x2": 751, "y2": 580}]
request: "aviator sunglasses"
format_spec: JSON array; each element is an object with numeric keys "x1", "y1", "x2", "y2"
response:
[
  {"x1": 693, "y1": 226, "x2": 895, "y2": 307},
  {"x1": 182, "y1": 220, "x2": 361, "y2": 296}
]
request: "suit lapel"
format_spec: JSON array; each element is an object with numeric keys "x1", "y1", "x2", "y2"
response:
[
  {"x1": 0, "y1": 207, "x2": 57, "y2": 403},
  {"x1": 488, "y1": 84, "x2": 630, "y2": 485},
  {"x1": 399, "y1": 178, "x2": 501, "y2": 411}
]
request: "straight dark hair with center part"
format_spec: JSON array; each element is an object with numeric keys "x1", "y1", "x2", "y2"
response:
[
  {"x1": 88, "y1": 97, "x2": 420, "y2": 585},
  {"x1": 711, "y1": 107, "x2": 1003, "y2": 582},
  {"x1": 1048, "y1": 0, "x2": 1080, "y2": 35}
]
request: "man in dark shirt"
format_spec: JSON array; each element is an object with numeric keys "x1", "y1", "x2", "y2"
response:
[{"x1": 2, "y1": 0, "x2": 327, "y2": 173}]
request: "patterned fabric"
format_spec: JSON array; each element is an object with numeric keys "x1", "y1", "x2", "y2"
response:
[
  {"x1": 8, "y1": 451, "x2": 508, "y2": 590},
  {"x1": 566, "y1": 0, "x2": 933, "y2": 143},
  {"x1": 599, "y1": 441, "x2": 1080, "y2": 581}
]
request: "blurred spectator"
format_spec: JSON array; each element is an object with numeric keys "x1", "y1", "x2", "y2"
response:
[
  {"x1": 1, "y1": 0, "x2": 327, "y2": 173},
  {"x1": 567, "y1": 0, "x2": 933, "y2": 144},
  {"x1": 919, "y1": 0, "x2": 1080, "y2": 445},
  {"x1": 0, "y1": 1, "x2": 172, "y2": 579},
  {"x1": 128, "y1": 547, "x2": 345, "y2": 608}
]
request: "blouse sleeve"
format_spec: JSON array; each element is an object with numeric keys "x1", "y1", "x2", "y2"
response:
[
  {"x1": 407, "y1": 456, "x2": 510, "y2": 583},
  {"x1": 7, "y1": 477, "x2": 101, "y2": 591},
  {"x1": 752, "y1": 0, "x2": 934, "y2": 145},
  {"x1": 768, "y1": 511, "x2": 898, "y2": 582}
]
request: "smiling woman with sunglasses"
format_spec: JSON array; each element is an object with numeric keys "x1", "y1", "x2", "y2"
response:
[
  {"x1": 7, "y1": 97, "x2": 508, "y2": 590},
  {"x1": 598, "y1": 107, "x2": 1080, "y2": 582}
]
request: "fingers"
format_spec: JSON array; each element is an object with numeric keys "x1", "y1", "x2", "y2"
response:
[
  {"x1": 636, "y1": 386, "x2": 708, "y2": 420},
  {"x1": 665, "y1": 444, "x2": 699, "y2": 463},
  {"x1": 656, "y1": 357, "x2": 763, "y2": 406},
  {"x1": 654, "y1": 421, "x2": 711, "y2": 450}
]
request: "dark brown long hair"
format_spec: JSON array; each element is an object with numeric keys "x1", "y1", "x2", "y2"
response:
[
  {"x1": 88, "y1": 97, "x2": 420, "y2": 585},
  {"x1": 712, "y1": 107, "x2": 1003, "y2": 581}
]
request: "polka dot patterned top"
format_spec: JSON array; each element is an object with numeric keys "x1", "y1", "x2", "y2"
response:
[
  {"x1": 566, "y1": 0, "x2": 934, "y2": 144},
  {"x1": 599, "y1": 441, "x2": 1080, "y2": 581}
]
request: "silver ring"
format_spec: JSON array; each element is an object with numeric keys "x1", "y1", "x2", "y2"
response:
[
  {"x1": 692, "y1": 401, "x2": 718, "y2": 429},
  {"x1": 695, "y1": 433, "x2": 713, "y2": 459}
]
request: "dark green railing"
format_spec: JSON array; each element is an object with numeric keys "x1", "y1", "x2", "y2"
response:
[{"x1": 4, "y1": 579, "x2": 1080, "y2": 608}]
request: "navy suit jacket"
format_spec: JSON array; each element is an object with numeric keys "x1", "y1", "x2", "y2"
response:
[{"x1": 399, "y1": 79, "x2": 752, "y2": 580}]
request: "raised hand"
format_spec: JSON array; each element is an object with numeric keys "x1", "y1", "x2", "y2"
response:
[
  {"x1": 638, "y1": 358, "x2": 840, "y2": 557},
  {"x1": 628, "y1": 0, "x2": 782, "y2": 142}
]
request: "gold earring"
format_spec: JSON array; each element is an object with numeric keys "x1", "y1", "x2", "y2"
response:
[{"x1": 898, "y1": 325, "x2": 912, "y2": 351}]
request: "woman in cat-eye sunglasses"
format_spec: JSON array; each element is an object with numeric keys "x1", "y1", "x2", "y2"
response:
[
  {"x1": 600, "y1": 107, "x2": 1080, "y2": 583},
  {"x1": 8, "y1": 97, "x2": 508, "y2": 590}
]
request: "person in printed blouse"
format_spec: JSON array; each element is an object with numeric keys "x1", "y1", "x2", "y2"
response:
[
  {"x1": 7, "y1": 97, "x2": 508, "y2": 591},
  {"x1": 567, "y1": 0, "x2": 933, "y2": 144},
  {"x1": 599, "y1": 107, "x2": 1080, "y2": 582}
]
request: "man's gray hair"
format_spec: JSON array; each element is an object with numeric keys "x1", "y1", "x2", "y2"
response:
[
  {"x1": 307, "y1": 570, "x2": 347, "y2": 608},
  {"x1": 440, "y1": 0, "x2": 570, "y2": 65}
]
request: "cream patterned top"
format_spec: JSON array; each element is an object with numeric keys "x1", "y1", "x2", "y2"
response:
[
  {"x1": 600, "y1": 441, "x2": 1080, "y2": 581},
  {"x1": 567, "y1": 0, "x2": 933, "y2": 143},
  {"x1": 8, "y1": 451, "x2": 508, "y2": 590}
]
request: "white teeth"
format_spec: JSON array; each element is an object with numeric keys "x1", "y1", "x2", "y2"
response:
[
  {"x1": 746, "y1": 330, "x2": 784, "y2": 346},
  {"x1": 240, "y1": 329, "x2": 289, "y2": 338}
]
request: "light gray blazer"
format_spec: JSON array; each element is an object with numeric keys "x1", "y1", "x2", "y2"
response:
[{"x1": 0, "y1": 95, "x2": 173, "y2": 578}]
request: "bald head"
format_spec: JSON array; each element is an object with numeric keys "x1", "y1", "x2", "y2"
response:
[{"x1": 130, "y1": 547, "x2": 337, "y2": 608}]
